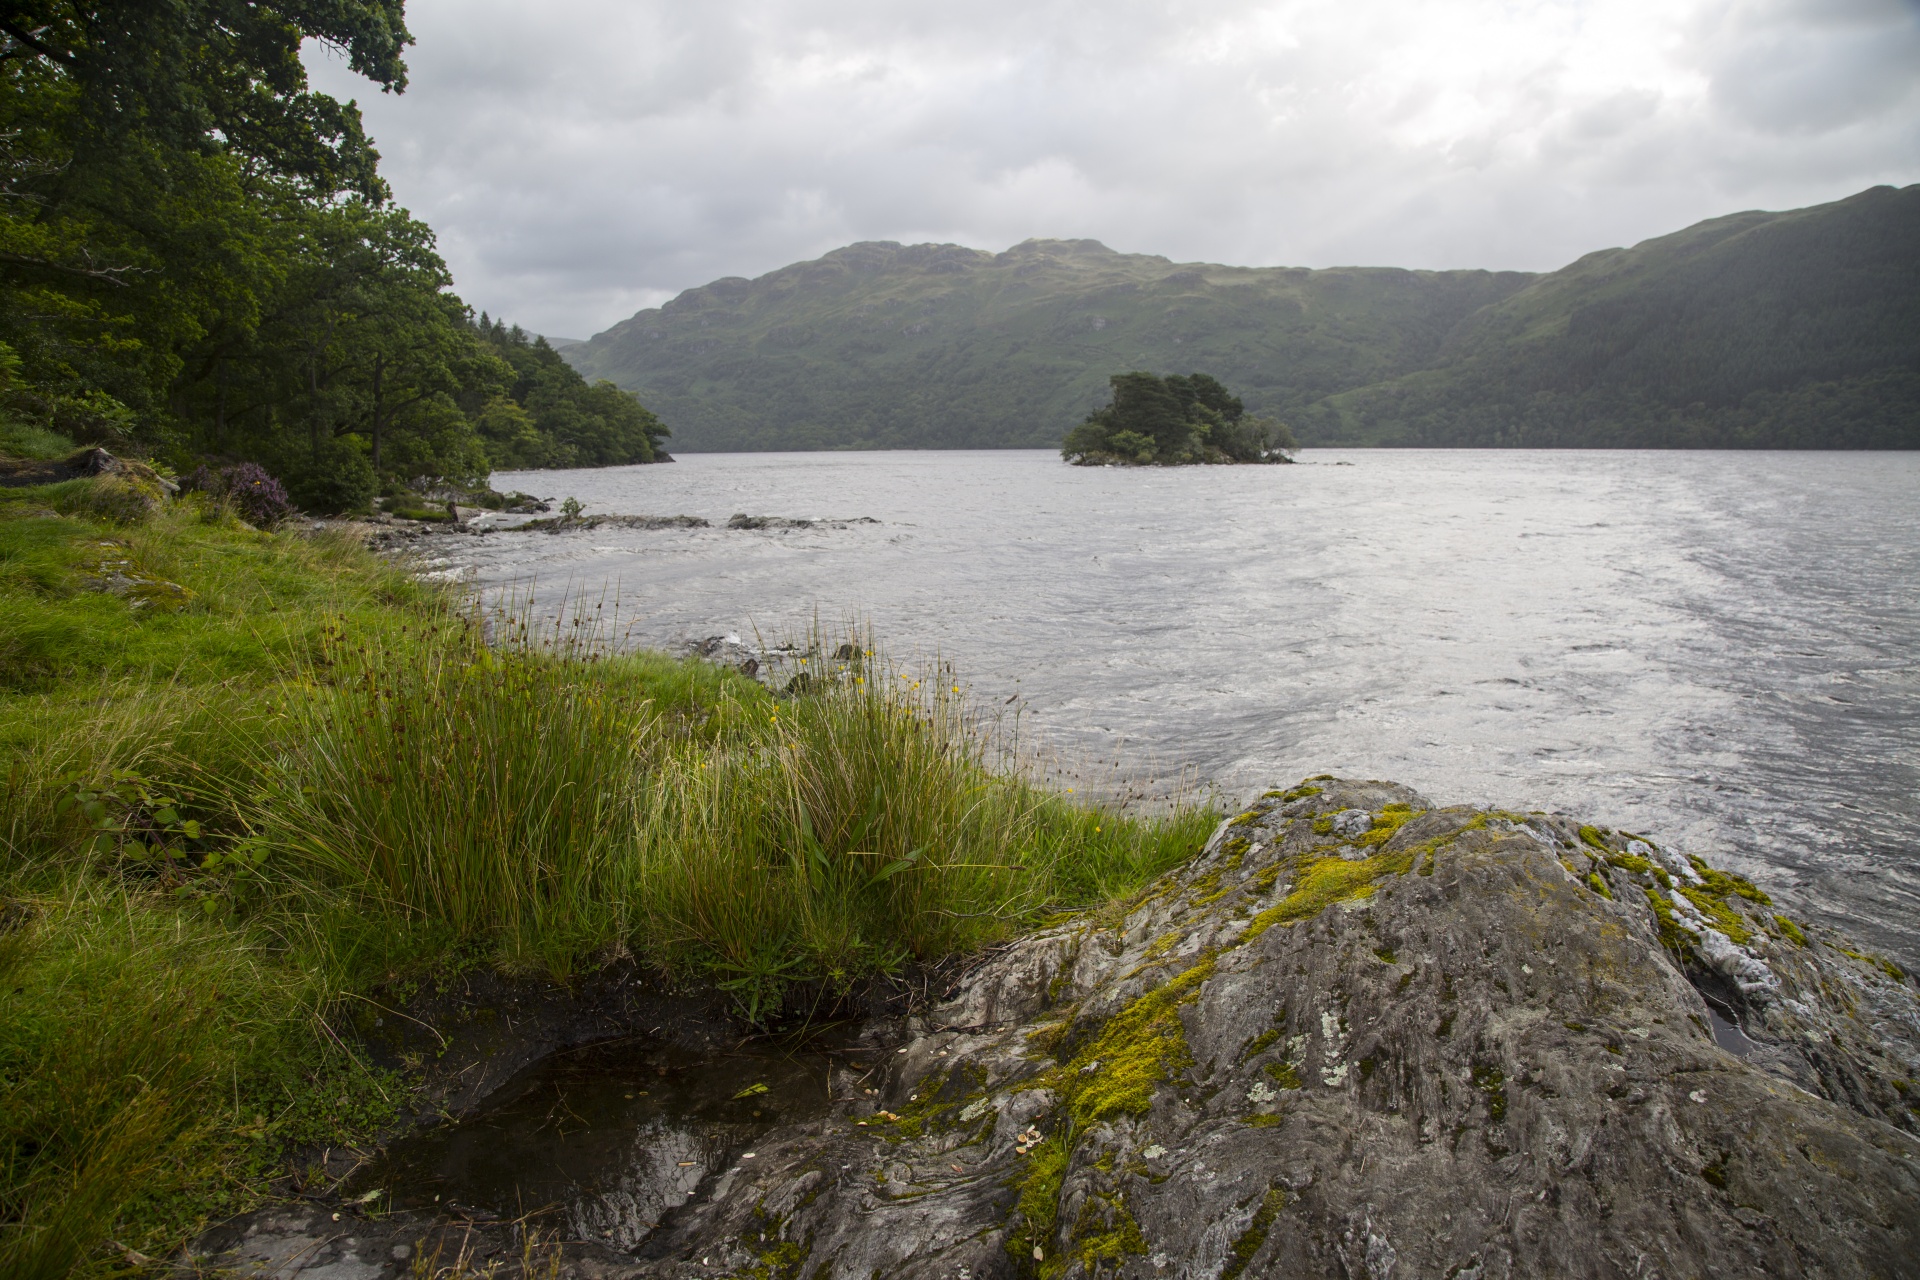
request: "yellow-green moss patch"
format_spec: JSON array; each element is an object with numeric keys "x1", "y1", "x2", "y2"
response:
[
  {"x1": 1063, "y1": 1189, "x2": 1149, "y2": 1273},
  {"x1": 1219, "y1": 1188, "x2": 1288, "y2": 1280},
  {"x1": 1264, "y1": 1060, "x2": 1304, "y2": 1090},
  {"x1": 1678, "y1": 885, "x2": 1751, "y2": 944},
  {"x1": 1054, "y1": 955, "x2": 1214, "y2": 1125},
  {"x1": 1244, "y1": 852, "x2": 1402, "y2": 940},
  {"x1": 1349, "y1": 803, "x2": 1422, "y2": 850},
  {"x1": 1838, "y1": 944, "x2": 1907, "y2": 983},
  {"x1": 1646, "y1": 889, "x2": 1693, "y2": 954},
  {"x1": 1239, "y1": 1028, "x2": 1280, "y2": 1061},
  {"x1": 1006, "y1": 1133, "x2": 1069, "y2": 1267}
]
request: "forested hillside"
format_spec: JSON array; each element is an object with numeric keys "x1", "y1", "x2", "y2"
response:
[
  {"x1": 1309, "y1": 184, "x2": 1920, "y2": 447},
  {"x1": 565, "y1": 240, "x2": 1530, "y2": 450},
  {"x1": 469, "y1": 317, "x2": 669, "y2": 470},
  {"x1": 0, "y1": 3, "x2": 667, "y2": 511},
  {"x1": 569, "y1": 186, "x2": 1920, "y2": 451}
]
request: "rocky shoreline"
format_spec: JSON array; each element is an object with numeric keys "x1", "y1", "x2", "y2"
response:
[
  {"x1": 189, "y1": 778, "x2": 1920, "y2": 1279},
  {"x1": 350, "y1": 509, "x2": 883, "y2": 552}
]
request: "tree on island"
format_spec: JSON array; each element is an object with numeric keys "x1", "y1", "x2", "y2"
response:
[{"x1": 1060, "y1": 372, "x2": 1297, "y2": 465}]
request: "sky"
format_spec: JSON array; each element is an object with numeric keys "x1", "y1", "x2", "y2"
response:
[{"x1": 304, "y1": 0, "x2": 1920, "y2": 340}]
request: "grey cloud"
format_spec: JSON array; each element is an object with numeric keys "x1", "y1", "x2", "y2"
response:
[
  {"x1": 307, "y1": 0, "x2": 1920, "y2": 338},
  {"x1": 1698, "y1": 0, "x2": 1920, "y2": 134}
]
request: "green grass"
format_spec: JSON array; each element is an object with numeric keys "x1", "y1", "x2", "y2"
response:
[
  {"x1": 0, "y1": 419, "x2": 73, "y2": 461},
  {"x1": 0, "y1": 882, "x2": 394, "y2": 1280},
  {"x1": 0, "y1": 475, "x2": 1215, "y2": 1276}
]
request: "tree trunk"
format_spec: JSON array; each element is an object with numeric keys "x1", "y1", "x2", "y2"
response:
[
  {"x1": 214, "y1": 354, "x2": 228, "y2": 450},
  {"x1": 371, "y1": 355, "x2": 384, "y2": 473},
  {"x1": 308, "y1": 356, "x2": 321, "y2": 457}
]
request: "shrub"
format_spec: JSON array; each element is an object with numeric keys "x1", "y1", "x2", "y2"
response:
[
  {"x1": 280, "y1": 439, "x2": 376, "y2": 515},
  {"x1": 176, "y1": 464, "x2": 221, "y2": 496},
  {"x1": 219, "y1": 463, "x2": 291, "y2": 527}
]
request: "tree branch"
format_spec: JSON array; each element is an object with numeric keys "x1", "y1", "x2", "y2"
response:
[
  {"x1": 0, "y1": 21, "x2": 75, "y2": 67},
  {"x1": 0, "y1": 249, "x2": 145, "y2": 284}
]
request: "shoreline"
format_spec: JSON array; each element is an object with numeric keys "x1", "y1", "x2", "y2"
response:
[{"x1": 4, "y1": 470, "x2": 1917, "y2": 1277}]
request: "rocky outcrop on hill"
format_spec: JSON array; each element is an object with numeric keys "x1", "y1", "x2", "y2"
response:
[
  {"x1": 625, "y1": 778, "x2": 1920, "y2": 1279},
  {"x1": 192, "y1": 778, "x2": 1920, "y2": 1279}
]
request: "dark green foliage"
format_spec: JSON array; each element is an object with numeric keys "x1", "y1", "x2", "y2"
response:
[
  {"x1": 1, "y1": 0, "x2": 409, "y2": 201},
  {"x1": 1061, "y1": 371, "x2": 1295, "y2": 465},
  {"x1": 0, "y1": 2, "x2": 668, "y2": 496},
  {"x1": 468, "y1": 317, "x2": 669, "y2": 469},
  {"x1": 280, "y1": 434, "x2": 377, "y2": 515}
]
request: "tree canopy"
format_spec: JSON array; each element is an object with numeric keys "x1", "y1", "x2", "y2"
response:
[
  {"x1": 0, "y1": 0, "x2": 669, "y2": 511},
  {"x1": 1061, "y1": 371, "x2": 1295, "y2": 465}
]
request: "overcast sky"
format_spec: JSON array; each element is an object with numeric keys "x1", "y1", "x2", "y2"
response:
[{"x1": 305, "y1": 0, "x2": 1920, "y2": 340}]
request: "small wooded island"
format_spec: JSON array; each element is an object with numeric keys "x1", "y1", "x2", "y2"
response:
[{"x1": 1061, "y1": 371, "x2": 1297, "y2": 465}]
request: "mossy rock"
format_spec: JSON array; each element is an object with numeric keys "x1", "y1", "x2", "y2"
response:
[{"x1": 385, "y1": 776, "x2": 1920, "y2": 1280}]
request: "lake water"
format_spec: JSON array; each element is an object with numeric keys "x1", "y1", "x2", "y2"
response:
[{"x1": 452, "y1": 449, "x2": 1920, "y2": 967}]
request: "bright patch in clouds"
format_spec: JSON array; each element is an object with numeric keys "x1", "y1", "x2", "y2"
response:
[{"x1": 306, "y1": 0, "x2": 1920, "y2": 337}]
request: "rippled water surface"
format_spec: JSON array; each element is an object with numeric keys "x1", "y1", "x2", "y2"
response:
[{"x1": 445, "y1": 450, "x2": 1919, "y2": 965}]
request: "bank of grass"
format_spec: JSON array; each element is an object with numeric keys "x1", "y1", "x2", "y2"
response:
[{"x1": 0, "y1": 477, "x2": 1215, "y2": 1276}]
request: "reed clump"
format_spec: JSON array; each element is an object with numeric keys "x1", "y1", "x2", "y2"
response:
[{"x1": 0, "y1": 476, "x2": 1215, "y2": 1276}]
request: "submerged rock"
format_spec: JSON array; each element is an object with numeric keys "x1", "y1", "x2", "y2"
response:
[
  {"x1": 726, "y1": 513, "x2": 881, "y2": 530},
  {"x1": 195, "y1": 778, "x2": 1920, "y2": 1278},
  {"x1": 523, "y1": 513, "x2": 712, "y2": 533},
  {"x1": 626, "y1": 778, "x2": 1920, "y2": 1278}
]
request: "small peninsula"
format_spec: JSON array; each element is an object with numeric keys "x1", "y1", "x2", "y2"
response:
[{"x1": 1061, "y1": 371, "x2": 1297, "y2": 465}]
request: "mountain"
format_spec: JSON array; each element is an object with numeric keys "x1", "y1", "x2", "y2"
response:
[
  {"x1": 565, "y1": 241, "x2": 1530, "y2": 450},
  {"x1": 565, "y1": 185, "x2": 1920, "y2": 451},
  {"x1": 1310, "y1": 184, "x2": 1920, "y2": 447}
]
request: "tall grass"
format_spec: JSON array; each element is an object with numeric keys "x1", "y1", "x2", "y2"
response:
[
  {"x1": 262, "y1": 612, "x2": 662, "y2": 974},
  {"x1": 634, "y1": 655, "x2": 1203, "y2": 1004},
  {"x1": 254, "y1": 609, "x2": 1212, "y2": 990}
]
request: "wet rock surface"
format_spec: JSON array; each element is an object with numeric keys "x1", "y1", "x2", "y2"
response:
[
  {"x1": 193, "y1": 779, "x2": 1920, "y2": 1279},
  {"x1": 522, "y1": 514, "x2": 712, "y2": 534},
  {"x1": 725, "y1": 514, "x2": 880, "y2": 530},
  {"x1": 345, "y1": 960, "x2": 758, "y2": 1123},
  {"x1": 350, "y1": 1035, "x2": 850, "y2": 1252}
]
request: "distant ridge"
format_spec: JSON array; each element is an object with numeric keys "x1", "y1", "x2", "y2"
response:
[{"x1": 565, "y1": 185, "x2": 1920, "y2": 450}]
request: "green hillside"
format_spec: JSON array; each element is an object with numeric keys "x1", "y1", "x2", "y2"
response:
[
  {"x1": 569, "y1": 185, "x2": 1920, "y2": 451},
  {"x1": 1311, "y1": 184, "x2": 1920, "y2": 447},
  {"x1": 565, "y1": 240, "x2": 1530, "y2": 450}
]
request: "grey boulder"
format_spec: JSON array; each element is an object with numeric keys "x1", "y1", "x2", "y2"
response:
[{"x1": 629, "y1": 778, "x2": 1920, "y2": 1279}]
